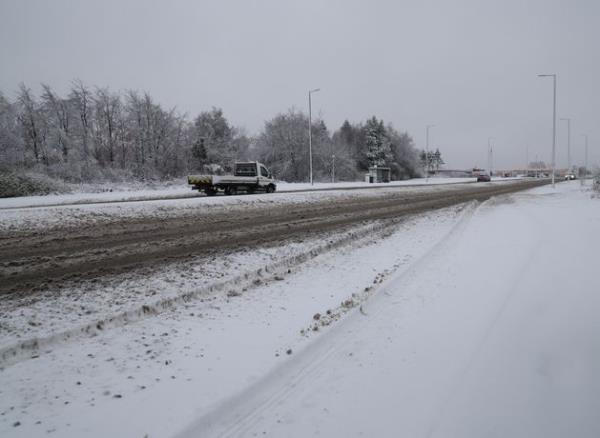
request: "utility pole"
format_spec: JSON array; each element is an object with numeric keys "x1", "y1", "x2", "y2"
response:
[
  {"x1": 426, "y1": 124, "x2": 434, "y2": 182},
  {"x1": 582, "y1": 134, "x2": 588, "y2": 186},
  {"x1": 487, "y1": 137, "x2": 493, "y2": 176},
  {"x1": 585, "y1": 135, "x2": 588, "y2": 180},
  {"x1": 538, "y1": 74, "x2": 557, "y2": 188},
  {"x1": 331, "y1": 154, "x2": 335, "y2": 183},
  {"x1": 308, "y1": 88, "x2": 320, "y2": 185},
  {"x1": 560, "y1": 117, "x2": 571, "y2": 172}
]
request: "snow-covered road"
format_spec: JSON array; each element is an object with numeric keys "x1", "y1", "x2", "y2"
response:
[{"x1": 1, "y1": 182, "x2": 598, "y2": 437}]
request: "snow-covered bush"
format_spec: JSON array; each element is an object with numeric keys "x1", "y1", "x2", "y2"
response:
[{"x1": 0, "y1": 171, "x2": 69, "y2": 198}]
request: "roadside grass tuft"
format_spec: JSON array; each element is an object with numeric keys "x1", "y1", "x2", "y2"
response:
[{"x1": 0, "y1": 170, "x2": 69, "y2": 198}]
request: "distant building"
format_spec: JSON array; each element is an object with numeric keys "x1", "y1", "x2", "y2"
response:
[
  {"x1": 366, "y1": 166, "x2": 391, "y2": 183},
  {"x1": 436, "y1": 169, "x2": 472, "y2": 178}
]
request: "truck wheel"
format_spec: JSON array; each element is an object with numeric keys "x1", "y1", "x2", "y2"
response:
[
  {"x1": 225, "y1": 187, "x2": 237, "y2": 196},
  {"x1": 205, "y1": 188, "x2": 217, "y2": 196},
  {"x1": 266, "y1": 185, "x2": 275, "y2": 193}
]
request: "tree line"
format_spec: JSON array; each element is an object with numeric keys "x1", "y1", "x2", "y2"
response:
[{"x1": 0, "y1": 81, "x2": 424, "y2": 184}]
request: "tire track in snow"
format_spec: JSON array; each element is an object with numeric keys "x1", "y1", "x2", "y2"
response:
[
  {"x1": 424, "y1": 196, "x2": 544, "y2": 438},
  {"x1": 0, "y1": 216, "x2": 410, "y2": 368},
  {"x1": 175, "y1": 201, "x2": 481, "y2": 438}
]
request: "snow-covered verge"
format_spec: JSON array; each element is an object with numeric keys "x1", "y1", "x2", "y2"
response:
[
  {"x1": 2, "y1": 181, "x2": 597, "y2": 437},
  {"x1": 0, "y1": 172, "x2": 69, "y2": 199},
  {"x1": 0, "y1": 183, "x2": 194, "y2": 210}
]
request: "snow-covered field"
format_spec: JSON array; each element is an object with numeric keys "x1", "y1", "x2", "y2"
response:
[{"x1": 1, "y1": 181, "x2": 599, "y2": 437}]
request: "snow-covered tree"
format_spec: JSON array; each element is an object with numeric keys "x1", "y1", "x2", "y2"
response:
[
  {"x1": 364, "y1": 116, "x2": 391, "y2": 167},
  {"x1": 0, "y1": 92, "x2": 23, "y2": 169},
  {"x1": 433, "y1": 148, "x2": 445, "y2": 172},
  {"x1": 254, "y1": 108, "x2": 311, "y2": 182},
  {"x1": 386, "y1": 124, "x2": 420, "y2": 179},
  {"x1": 1, "y1": 81, "x2": 423, "y2": 188}
]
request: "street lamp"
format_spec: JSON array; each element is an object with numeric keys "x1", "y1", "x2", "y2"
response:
[
  {"x1": 560, "y1": 117, "x2": 571, "y2": 172},
  {"x1": 331, "y1": 154, "x2": 336, "y2": 183},
  {"x1": 487, "y1": 137, "x2": 494, "y2": 176},
  {"x1": 581, "y1": 134, "x2": 588, "y2": 186},
  {"x1": 308, "y1": 88, "x2": 320, "y2": 185},
  {"x1": 538, "y1": 74, "x2": 557, "y2": 187},
  {"x1": 425, "y1": 124, "x2": 435, "y2": 182}
]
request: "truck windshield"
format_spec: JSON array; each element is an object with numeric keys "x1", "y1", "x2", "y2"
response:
[{"x1": 235, "y1": 163, "x2": 257, "y2": 177}]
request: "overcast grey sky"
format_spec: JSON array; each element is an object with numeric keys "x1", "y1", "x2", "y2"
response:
[{"x1": 1, "y1": 0, "x2": 598, "y2": 169}]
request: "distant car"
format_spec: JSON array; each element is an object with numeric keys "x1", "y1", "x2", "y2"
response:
[
  {"x1": 564, "y1": 174, "x2": 576, "y2": 181},
  {"x1": 477, "y1": 174, "x2": 491, "y2": 182}
]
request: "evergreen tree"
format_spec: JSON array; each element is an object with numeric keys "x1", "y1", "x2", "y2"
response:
[
  {"x1": 337, "y1": 120, "x2": 355, "y2": 147},
  {"x1": 191, "y1": 138, "x2": 207, "y2": 170},
  {"x1": 364, "y1": 116, "x2": 390, "y2": 167},
  {"x1": 433, "y1": 148, "x2": 444, "y2": 172},
  {"x1": 194, "y1": 107, "x2": 235, "y2": 170},
  {"x1": 420, "y1": 150, "x2": 436, "y2": 175},
  {"x1": 387, "y1": 125, "x2": 419, "y2": 179}
]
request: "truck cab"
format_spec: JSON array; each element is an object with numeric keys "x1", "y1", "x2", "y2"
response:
[{"x1": 234, "y1": 162, "x2": 272, "y2": 179}]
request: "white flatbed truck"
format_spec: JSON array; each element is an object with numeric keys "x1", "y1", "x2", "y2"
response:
[{"x1": 188, "y1": 161, "x2": 277, "y2": 196}]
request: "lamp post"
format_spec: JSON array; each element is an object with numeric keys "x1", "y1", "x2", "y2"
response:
[
  {"x1": 582, "y1": 134, "x2": 588, "y2": 186},
  {"x1": 426, "y1": 124, "x2": 435, "y2": 182},
  {"x1": 487, "y1": 137, "x2": 494, "y2": 176},
  {"x1": 331, "y1": 154, "x2": 335, "y2": 183},
  {"x1": 538, "y1": 74, "x2": 557, "y2": 188},
  {"x1": 560, "y1": 117, "x2": 571, "y2": 172},
  {"x1": 308, "y1": 88, "x2": 320, "y2": 185}
]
